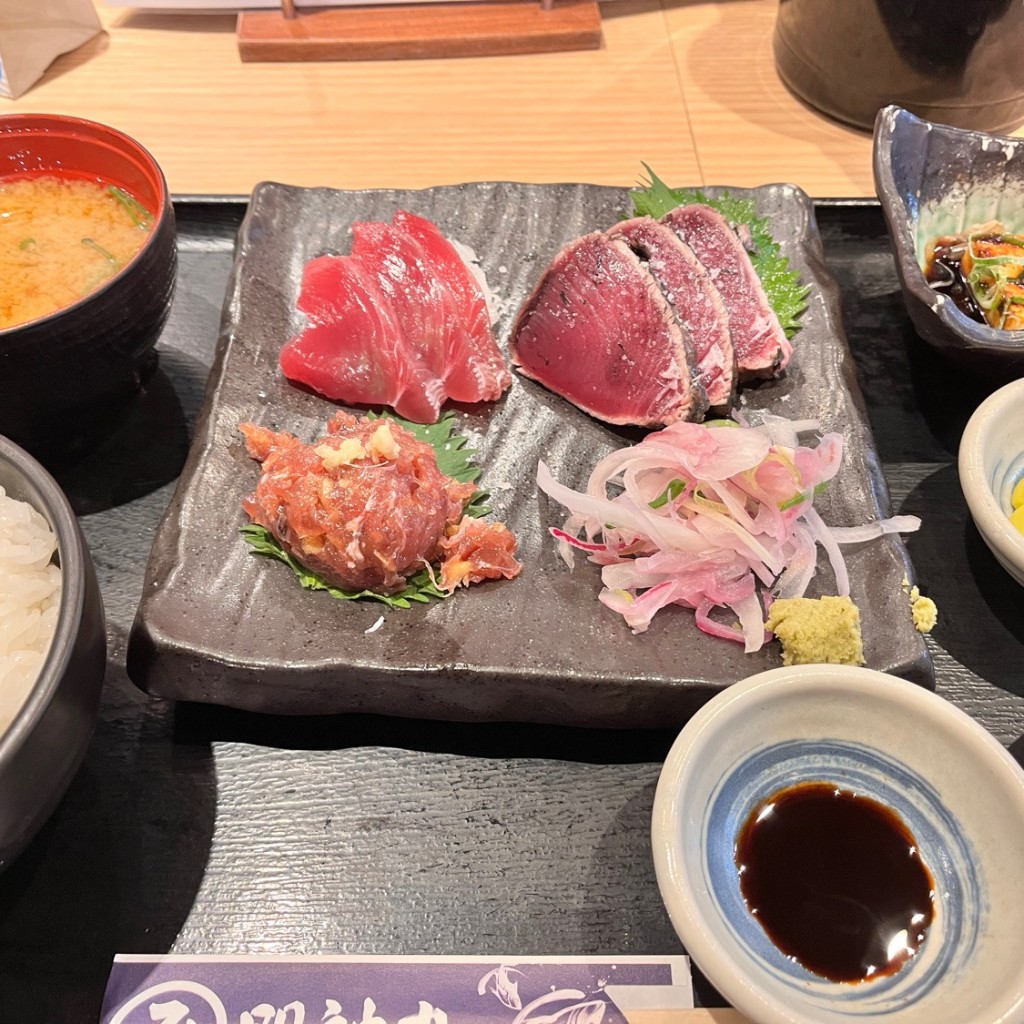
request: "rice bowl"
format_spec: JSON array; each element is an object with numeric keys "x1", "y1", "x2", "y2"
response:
[
  {"x1": 0, "y1": 487, "x2": 62, "y2": 734},
  {"x1": 0, "y1": 434, "x2": 105, "y2": 868}
]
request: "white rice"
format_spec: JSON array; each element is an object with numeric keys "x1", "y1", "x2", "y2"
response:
[{"x1": 0, "y1": 486, "x2": 61, "y2": 735}]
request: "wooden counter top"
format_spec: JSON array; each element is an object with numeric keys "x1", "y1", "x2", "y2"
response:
[{"x1": 8, "y1": 0, "x2": 889, "y2": 197}]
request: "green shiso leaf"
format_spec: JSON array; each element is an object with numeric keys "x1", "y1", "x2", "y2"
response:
[
  {"x1": 629, "y1": 164, "x2": 811, "y2": 339},
  {"x1": 241, "y1": 410, "x2": 489, "y2": 609},
  {"x1": 240, "y1": 523, "x2": 445, "y2": 609},
  {"x1": 629, "y1": 164, "x2": 682, "y2": 220}
]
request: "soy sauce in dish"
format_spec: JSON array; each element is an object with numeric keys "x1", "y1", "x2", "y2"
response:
[
  {"x1": 735, "y1": 782, "x2": 935, "y2": 983},
  {"x1": 925, "y1": 239, "x2": 986, "y2": 324}
]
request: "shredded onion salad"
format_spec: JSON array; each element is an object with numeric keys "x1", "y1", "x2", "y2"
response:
[{"x1": 536, "y1": 415, "x2": 920, "y2": 652}]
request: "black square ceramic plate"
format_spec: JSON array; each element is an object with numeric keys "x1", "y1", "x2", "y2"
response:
[{"x1": 126, "y1": 181, "x2": 933, "y2": 726}]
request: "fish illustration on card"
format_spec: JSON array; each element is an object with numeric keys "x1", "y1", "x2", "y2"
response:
[{"x1": 100, "y1": 955, "x2": 693, "y2": 1024}]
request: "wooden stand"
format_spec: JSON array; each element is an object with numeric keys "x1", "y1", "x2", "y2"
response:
[{"x1": 236, "y1": 0, "x2": 602, "y2": 62}]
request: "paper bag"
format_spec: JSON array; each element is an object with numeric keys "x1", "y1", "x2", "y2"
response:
[{"x1": 0, "y1": 0, "x2": 101, "y2": 99}]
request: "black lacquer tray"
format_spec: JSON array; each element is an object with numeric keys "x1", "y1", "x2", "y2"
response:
[{"x1": 4, "y1": 199, "x2": 1022, "y2": 1024}]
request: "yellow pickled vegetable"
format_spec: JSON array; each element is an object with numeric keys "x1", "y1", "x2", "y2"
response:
[
  {"x1": 1011, "y1": 504, "x2": 1024, "y2": 536},
  {"x1": 1009, "y1": 476, "x2": 1024, "y2": 537},
  {"x1": 1012, "y1": 477, "x2": 1024, "y2": 510}
]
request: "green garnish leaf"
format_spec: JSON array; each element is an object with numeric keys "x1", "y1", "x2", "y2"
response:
[
  {"x1": 629, "y1": 164, "x2": 811, "y2": 338},
  {"x1": 778, "y1": 491, "x2": 807, "y2": 512},
  {"x1": 629, "y1": 164, "x2": 683, "y2": 220},
  {"x1": 240, "y1": 523, "x2": 446, "y2": 608},
  {"x1": 241, "y1": 410, "x2": 490, "y2": 608},
  {"x1": 81, "y1": 237, "x2": 119, "y2": 265},
  {"x1": 778, "y1": 479, "x2": 831, "y2": 511},
  {"x1": 649, "y1": 478, "x2": 688, "y2": 509},
  {"x1": 18, "y1": 238, "x2": 35, "y2": 251},
  {"x1": 108, "y1": 185, "x2": 153, "y2": 230}
]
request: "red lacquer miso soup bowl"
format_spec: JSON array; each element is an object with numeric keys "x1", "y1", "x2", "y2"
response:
[{"x1": 0, "y1": 114, "x2": 176, "y2": 458}]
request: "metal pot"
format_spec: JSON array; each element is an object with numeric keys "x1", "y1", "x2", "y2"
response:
[{"x1": 773, "y1": 0, "x2": 1024, "y2": 133}]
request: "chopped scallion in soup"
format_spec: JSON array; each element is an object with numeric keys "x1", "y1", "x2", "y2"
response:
[{"x1": 0, "y1": 174, "x2": 154, "y2": 330}]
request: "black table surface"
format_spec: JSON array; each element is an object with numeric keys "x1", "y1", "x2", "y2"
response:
[{"x1": 2, "y1": 199, "x2": 1023, "y2": 1023}]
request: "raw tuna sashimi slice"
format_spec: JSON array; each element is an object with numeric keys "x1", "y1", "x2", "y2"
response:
[
  {"x1": 609, "y1": 217, "x2": 736, "y2": 411},
  {"x1": 391, "y1": 210, "x2": 512, "y2": 404},
  {"x1": 662, "y1": 204, "x2": 792, "y2": 380},
  {"x1": 509, "y1": 232, "x2": 708, "y2": 427},
  {"x1": 279, "y1": 254, "x2": 445, "y2": 424},
  {"x1": 350, "y1": 220, "x2": 452, "y2": 379},
  {"x1": 352, "y1": 218, "x2": 509, "y2": 405}
]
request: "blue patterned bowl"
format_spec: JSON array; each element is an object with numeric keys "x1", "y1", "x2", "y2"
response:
[
  {"x1": 873, "y1": 104, "x2": 1024, "y2": 376},
  {"x1": 652, "y1": 665, "x2": 1024, "y2": 1024},
  {"x1": 959, "y1": 378, "x2": 1024, "y2": 587}
]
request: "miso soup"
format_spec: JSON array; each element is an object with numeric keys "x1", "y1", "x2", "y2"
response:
[{"x1": 0, "y1": 174, "x2": 154, "y2": 330}]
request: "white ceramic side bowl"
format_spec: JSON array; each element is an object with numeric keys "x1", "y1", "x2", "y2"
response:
[
  {"x1": 959, "y1": 379, "x2": 1024, "y2": 587},
  {"x1": 651, "y1": 665, "x2": 1024, "y2": 1024}
]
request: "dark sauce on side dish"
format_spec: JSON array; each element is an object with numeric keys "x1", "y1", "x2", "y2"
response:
[
  {"x1": 735, "y1": 782, "x2": 935, "y2": 983},
  {"x1": 924, "y1": 240, "x2": 987, "y2": 324}
]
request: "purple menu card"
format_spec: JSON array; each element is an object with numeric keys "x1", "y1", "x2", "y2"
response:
[{"x1": 100, "y1": 954, "x2": 693, "y2": 1024}]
